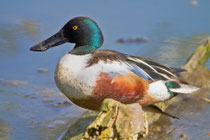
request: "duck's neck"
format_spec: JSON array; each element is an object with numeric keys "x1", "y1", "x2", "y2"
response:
[
  {"x1": 70, "y1": 44, "x2": 100, "y2": 55},
  {"x1": 70, "y1": 37, "x2": 103, "y2": 55}
]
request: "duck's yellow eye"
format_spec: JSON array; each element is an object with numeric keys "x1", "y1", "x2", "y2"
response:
[{"x1": 72, "y1": 25, "x2": 78, "y2": 30}]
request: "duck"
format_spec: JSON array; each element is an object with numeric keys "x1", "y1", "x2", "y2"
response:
[{"x1": 30, "y1": 17, "x2": 199, "y2": 111}]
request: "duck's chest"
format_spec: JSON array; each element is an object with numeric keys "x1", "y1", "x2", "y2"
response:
[
  {"x1": 54, "y1": 53, "x2": 137, "y2": 110},
  {"x1": 55, "y1": 54, "x2": 101, "y2": 99}
]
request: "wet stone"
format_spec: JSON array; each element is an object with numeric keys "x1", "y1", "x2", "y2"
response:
[
  {"x1": 117, "y1": 37, "x2": 148, "y2": 44},
  {"x1": 23, "y1": 94, "x2": 37, "y2": 99},
  {"x1": 36, "y1": 68, "x2": 48, "y2": 73},
  {"x1": 178, "y1": 133, "x2": 188, "y2": 140},
  {"x1": 40, "y1": 88, "x2": 58, "y2": 97},
  {"x1": 50, "y1": 101, "x2": 71, "y2": 108},
  {"x1": 149, "y1": 125, "x2": 162, "y2": 132},
  {"x1": 2, "y1": 80, "x2": 28, "y2": 87},
  {"x1": 42, "y1": 99, "x2": 54, "y2": 103},
  {"x1": 62, "y1": 99, "x2": 148, "y2": 140},
  {"x1": 191, "y1": 0, "x2": 198, "y2": 6},
  {"x1": 47, "y1": 120, "x2": 66, "y2": 129}
]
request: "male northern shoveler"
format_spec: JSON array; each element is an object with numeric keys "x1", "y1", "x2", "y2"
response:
[{"x1": 30, "y1": 17, "x2": 199, "y2": 111}]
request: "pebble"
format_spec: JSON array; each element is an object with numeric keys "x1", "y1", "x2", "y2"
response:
[
  {"x1": 117, "y1": 37, "x2": 148, "y2": 44},
  {"x1": 47, "y1": 120, "x2": 66, "y2": 129},
  {"x1": 50, "y1": 101, "x2": 71, "y2": 108},
  {"x1": 191, "y1": 0, "x2": 198, "y2": 6},
  {"x1": 150, "y1": 125, "x2": 161, "y2": 132},
  {"x1": 179, "y1": 133, "x2": 188, "y2": 140},
  {"x1": 23, "y1": 94, "x2": 37, "y2": 99},
  {"x1": 40, "y1": 89, "x2": 57, "y2": 96},
  {"x1": 42, "y1": 99, "x2": 53, "y2": 103},
  {"x1": 36, "y1": 68, "x2": 48, "y2": 73},
  {"x1": 2, "y1": 80, "x2": 28, "y2": 87}
]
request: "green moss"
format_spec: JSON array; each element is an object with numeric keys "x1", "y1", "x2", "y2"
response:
[{"x1": 180, "y1": 38, "x2": 210, "y2": 88}]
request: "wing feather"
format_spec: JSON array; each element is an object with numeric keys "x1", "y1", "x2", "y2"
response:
[
  {"x1": 88, "y1": 50, "x2": 184, "y2": 81},
  {"x1": 126, "y1": 56, "x2": 178, "y2": 81}
]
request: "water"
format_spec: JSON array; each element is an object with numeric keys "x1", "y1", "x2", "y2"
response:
[{"x1": 0, "y1": 0, "x2": 210, "y2": 139}]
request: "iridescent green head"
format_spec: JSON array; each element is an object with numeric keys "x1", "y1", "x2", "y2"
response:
[{"x1": 30, "y1": 17, "x2": 104, "y2": 54}]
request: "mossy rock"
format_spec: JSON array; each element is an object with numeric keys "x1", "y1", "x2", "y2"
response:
[
  {"x1": 62, "y1": 99, "x2": 148, "y2": 140},
  {"x1": 180, "y1": 38, "x2": 210, "y2": 88}
]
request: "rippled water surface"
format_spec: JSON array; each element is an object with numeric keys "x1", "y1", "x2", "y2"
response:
[{"x1": 0, "y1": 0, "x2": 210, "y2": 140}]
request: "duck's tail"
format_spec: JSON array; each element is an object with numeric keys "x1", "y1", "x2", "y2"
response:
[{"x1": 143, "y1": 105, "x2": 180, "y2": 120}]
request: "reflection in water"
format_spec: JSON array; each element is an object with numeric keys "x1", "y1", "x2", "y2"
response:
[
  {"x1": 0, "y1": 80, "x2": 83, "y2": 140},
  {"x1": 19, "y1": 19, "x2": 40, "y2": 41},
  {"x1": 0, "y1": 119, "x2": 10, "y2": 140},
  {"x1": 157, "y1": 33, "x2": 210, "y2": 67},
  {"x1": 141, "y1": 21, "x2": 210, "y2": 69},
  {"x1": 0, "y1": 19, "x2": 40, "y2": 57},
  {"x1": 0, "y1": 24, "x2": 18, "y2": 56}
]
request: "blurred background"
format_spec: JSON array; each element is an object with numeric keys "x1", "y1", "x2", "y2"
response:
[{"x1": 0, "y1": 0, "x2": 210, "y2": 140}]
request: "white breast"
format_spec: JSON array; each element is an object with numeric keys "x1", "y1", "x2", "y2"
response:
[
  {"x1": 54, "y1": 53, "x2": 132, "y2": 99},
  {"x1": 55, "y1": 54, "x2": 94, "y2": 99}
]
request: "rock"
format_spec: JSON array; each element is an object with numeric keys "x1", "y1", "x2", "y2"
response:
[
  {"x1": 39, "y1": 88, "x2": 62, "y2": 97},
  {"x1": 61, "y1": 111, "x2": 97, "y2": 140},
  {"x1": 1, "y1": 80, "x2": 28, "y2": 87},
  {"x1": 50, "y1": 101, "x2": 71, "y2": 108},
  {"x1": 42, "y1": 99, "x2": 53, "y2": 103},
  {"x1": 23, "y1": 94, "x2": 37, "y2": 99},
  {"x1": 149, "y1": 125, "x2": 161, "y2": 132},
  {"x1": 0, "y1": 119, "x2": 10, "y2": 140},
  {"x1": 178, "y1": 133, "x2": 188, "y2": 140},
  {"x1": 191, "y1": 0, "x2": 198, "y2": 6},
  {"x1": 180, "y1": 38, "x2": 210, "y2": 88},
  {"x1": 36, "y1": 68, "x2": 48, "y2": 73},
  {"x1": 144, "y1": 100, "x2": 174, "y2": 125},
  {"x1": 48, "y1": 120, "x2": 67, "y2": 129},
  {"x1": 117, "y1": 37, "x2": 148, "y2": 44},
  {"x1": 62, "y1": 99, "x2": 148, "y2": 140}
]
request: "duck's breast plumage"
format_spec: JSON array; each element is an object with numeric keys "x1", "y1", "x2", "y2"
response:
[{"x1": 55, "y1": 53, "x2": 95, "y2": 100}]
